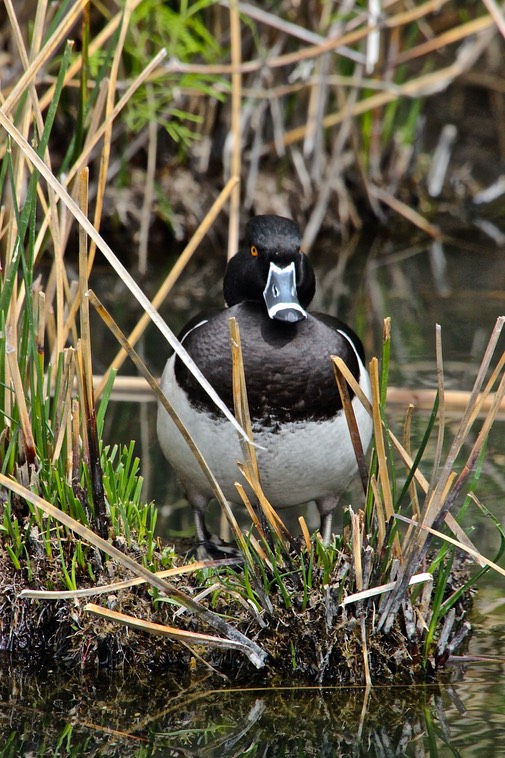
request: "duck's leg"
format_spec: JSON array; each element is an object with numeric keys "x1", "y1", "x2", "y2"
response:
[
  {"x1": 182, "y1": 479, "x2": 242, "y2": 561},
  {"x1": 186, "y1": 488, "x2": 212, "y2": 546},
  {"x1": 316, "y1": 495, "x2": 338, "y2": 546}
]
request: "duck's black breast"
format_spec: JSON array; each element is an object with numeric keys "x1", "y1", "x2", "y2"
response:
[{"x1": 174, "y1": 302, "x2": 362, "y2": 425}]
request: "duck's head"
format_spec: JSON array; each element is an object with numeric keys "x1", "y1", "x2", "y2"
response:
[{"x1": 223, "y1": 215, "x2": 316, "y2": 324}]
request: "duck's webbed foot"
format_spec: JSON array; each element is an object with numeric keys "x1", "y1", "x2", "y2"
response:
[{"x1": 194, "y1": 535, "x2": 244, "y2": 563}]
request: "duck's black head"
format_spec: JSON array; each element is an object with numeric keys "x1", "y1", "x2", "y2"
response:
[{"x1": 223, "y1": 215, "x2": 316, "y2": 324}]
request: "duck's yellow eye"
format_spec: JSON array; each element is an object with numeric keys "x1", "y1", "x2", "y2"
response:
[{"x1": 250, "y1": 244, "x2": 258, "y2": 257}]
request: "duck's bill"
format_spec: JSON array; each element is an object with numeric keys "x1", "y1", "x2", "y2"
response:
[{"x1": 263, "y1": 261, "x2": 307, "y2": 323}]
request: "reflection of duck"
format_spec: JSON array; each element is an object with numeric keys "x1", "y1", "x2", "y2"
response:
[{"x1": 157, "y1": 215, "x2": 373, "y2": 555}]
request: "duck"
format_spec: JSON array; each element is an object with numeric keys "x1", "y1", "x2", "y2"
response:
[{"x1": 157, "y1": 215, "x2": 373, "y2": 556}]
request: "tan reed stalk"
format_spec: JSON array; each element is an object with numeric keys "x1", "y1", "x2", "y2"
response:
[
  {"x1": 351, "y1": 510, "x2": 363, "y2": 592},
  {"x1": 90, "y1": 373, "x2": 505, "y2": 418},
  {"x1": 227, "y1": 0, "x2": 242, "y2": 261},
  {"x1": 431, "y1": 325, "x2": 446, "y2": 492},
  {"x1": 386, "y1": 386, "x2": 505, "y2": 416},
  {"x1": 248, "y1": 534, "x2": 270, "y2": 564},
  {"x1": 6, "y1": 343, "x2": 36, "y2": 466},
  {"x1": 74, "y1": 342, "x2": 89, "y2": 465},
  {"x1": 71, "y1": 396, "x2": 81, "y2": 479},
  {"x1": 138, "y1": 85, "x2": 158, "y2": 274},
  {"x1": 229, "y1": 317, "x2": 260, "y2": 485},
  {"x1": 237, "y1": 459, "x2": 296, "y2": 547},
  {"x1": 467, "y1": 350, "x2": 505, "y2": 426},
  {"x1": 78, "y1": 169, "x2": 93, "y2": 415},
  {"x1": 369, "y1": 358, "x2": 400, "y2": 556},
  {"x1": 234, "y1": 483, "x2": 268, "y2": 543},
  {"x1": 229, "y1": 317, "x2": 295, "y2": 550},
  {"x1": 51, "y1": 349, "x2": 76, "y2": 463},
  {"x1": 84, "y1": 603, "x2": 252, "y2": 651},
  {"x1": 369, "y1": 187, "x2": 442, "y2": 239},
  {"x1": 299, "y1": 517, "x2": 312, "y2": 554},
  {"x1": 87, "y1": 0, "x2": 135, "y2": 271},
  {"x1": 395, "y1": 13, "x2": 497, "y2": 64},
  {"x1": 361, "y1": 616, "x2": 372, "y2": 687},
  {"x1": 333, "y1": 360, "x2": 369, "y2": 494},
  {"x1": 369, "y1": 475, "x2": 386, "y2": 554}
]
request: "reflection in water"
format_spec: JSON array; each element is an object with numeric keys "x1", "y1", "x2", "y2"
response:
[{"x1": 3, "y1": 660, "x2": 505, "y2": 756}]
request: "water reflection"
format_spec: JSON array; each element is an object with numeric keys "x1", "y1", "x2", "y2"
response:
[{"x1": 2, "y1": 659, "x2": 505, "y2": 756}]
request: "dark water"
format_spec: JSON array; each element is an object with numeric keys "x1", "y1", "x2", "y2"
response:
[
  {"x1": 2, "y1": 660, "x2": 505, "y2": 756},
  {"x1": 4, "y1": 229, "x2": 505, "y2": 755}
]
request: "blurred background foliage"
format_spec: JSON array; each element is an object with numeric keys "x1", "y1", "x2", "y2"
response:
[{"x1": 2, "y1": 0, "x2": 504, "y2": 258}]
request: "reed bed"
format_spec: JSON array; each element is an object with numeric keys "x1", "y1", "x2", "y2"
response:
[{"x1": 0, "y1": 1, "x2": 504, "y2": 682}]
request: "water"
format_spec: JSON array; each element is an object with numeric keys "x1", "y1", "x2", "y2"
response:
[
  {"x1": 2, "y1": 660, "x2": 505, "y2": 754},
  {"x1": 3, "y1": 229, "x2": 505, "y2": 755}
]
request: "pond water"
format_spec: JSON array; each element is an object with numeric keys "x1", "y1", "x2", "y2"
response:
[
  {"x1": 1, "y1": 659, "x2": 505, "y2": 755},
  {"x1": 2, "y1": 227, "x2": 505, "y2": 755}
]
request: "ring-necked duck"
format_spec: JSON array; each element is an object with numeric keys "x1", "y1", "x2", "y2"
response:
[{"x1": 157, "y1": 215, "x2": 373, "y2": 555}]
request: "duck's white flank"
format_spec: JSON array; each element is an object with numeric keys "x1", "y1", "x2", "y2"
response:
[{"x1": 157, "y1": 345, "x2": 372, "y2": 509}]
